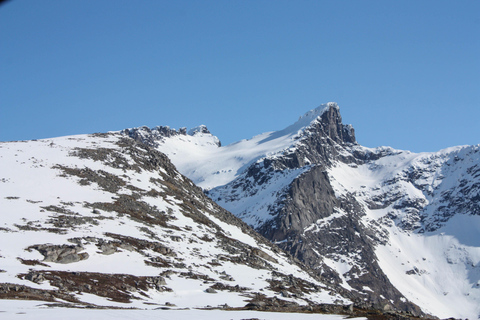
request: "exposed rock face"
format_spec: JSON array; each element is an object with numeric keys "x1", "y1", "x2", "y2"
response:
[
  {"x1": 27, "y1": 244, "x2": 89, "y2": 264},
  {"x1": 317, "y1": 104, "x2": 356, "y2": 144}
]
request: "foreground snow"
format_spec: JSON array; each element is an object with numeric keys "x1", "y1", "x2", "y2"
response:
[{"x1": 0, "y1": 300, "x2": 361, "y2": 320}]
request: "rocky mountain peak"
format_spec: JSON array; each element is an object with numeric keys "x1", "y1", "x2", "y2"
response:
[
  {"x1": 260, "y1": 103, "x2": 357, "y2": 170},
  {"x1": 318, "y1": 104, "x2": 356, "y2": 144},
  {"x1": 187, "y1": 124, "x2": 211, "y2": 136},
  {"x1": 276, "y1": 102, "x2": 356, "y2": 151},
  {"x1": 121, "y1": 124, "x2": 221, "y2": 147}
]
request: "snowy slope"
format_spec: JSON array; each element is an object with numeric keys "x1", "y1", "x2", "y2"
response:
[
  {"x1": 0, "y1": 133, "x2": 350, "y2": 311},
  {"x1": 328, "y1": 145, "x2": 480, "y2": 318}
]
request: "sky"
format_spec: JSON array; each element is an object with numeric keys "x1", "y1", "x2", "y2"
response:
[{"x1": 1, "y1": 0, "x2": 479, "y2": 152}]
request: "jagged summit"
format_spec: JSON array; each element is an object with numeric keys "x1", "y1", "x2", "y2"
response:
[
  {"x1": 301, "y1": 102, "x2": 355, "y2": 145},
  {"x1": 121, "y1": 102, "x2": 352, "y2": 149},
  {"x1": 259, "y1": 102, "x2": 354, "y2": 145},
  {"x1": 121, "y1": 124, "x2": 221, "y2": 147},
  {"x1": 187, "y1": 124, "x2": 211, "y2": 136},
  {"x1": 297, "y1": 102, "x2": 339, "y2": 123}
]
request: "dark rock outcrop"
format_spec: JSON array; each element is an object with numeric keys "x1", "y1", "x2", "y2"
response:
[{"x1": 27, "y1": 244, "x2": 89, "y2": 264}]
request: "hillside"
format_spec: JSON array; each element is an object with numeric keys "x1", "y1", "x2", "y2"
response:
[{"x1": 0, "y1": 133, "x2": 351, "y2": 313}]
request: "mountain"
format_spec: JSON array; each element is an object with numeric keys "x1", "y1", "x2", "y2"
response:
[
  {"x1": 0, "y1": 132, "x2": 354, "y2": 313},
  {"x1": 125, "y1": 102, "x2": 480, "y2": 319}
]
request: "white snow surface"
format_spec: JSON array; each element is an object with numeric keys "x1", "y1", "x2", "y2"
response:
[{"x1": 0, "y1": 300, "x2": 363, "y2": 320}]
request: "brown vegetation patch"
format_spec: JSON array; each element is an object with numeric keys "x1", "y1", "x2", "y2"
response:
[
  {"x1": 266, "y1": 271, "x2": 321, "y2": 297},
  {"x1": 178, "y1": 271, "x2": 215, "y2": 282},
  {"x1": 17, "y1": 271, "x2": 170, "y2": 303},
  {"x1": 41, "y1": 205, "x2": 77, "y2": 215},
  {"x1": 17, "y1": 258, "x2": 50, "y2": 267},
  {"x1": 14, "y1": 224, "x2": 67, "y2": 234},
  {"x1": 209, "y1": 282, "x2": 250, "y2": 292},
  {"x1": 196, "y1": 234, "x2": 214, "y2": 242},
  {"x1": 105, "y1": 233, "x2": 176, "y2": 257},
  {"x1": 243, "y1": 293, "x2": 300, "y2": 312},
  {"x1": 46, "y1": 214, "x2": 100, "y2": 229},
  {"x1": 54, "y1": 165, "x2": 127, "y2": 193},
  {"x1": 144, "y1": 258, "x2": 171, "y2": 268},
  {"x1": 87, "y1": 195, "x2": 178, "y2": 229},
  {"x1": 215, "y1": 242, "x2": 276, "y2": 270},
  {"x1": 71, "y1": 147, "x2": 135, "y2": 173},
  {"x1": 0, "y1": 283, "x2": 79, "y2": 303}
]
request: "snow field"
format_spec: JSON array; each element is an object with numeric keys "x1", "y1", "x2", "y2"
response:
[{"x1": 0, "y1": 300, "x2": 363, "y2": 320}]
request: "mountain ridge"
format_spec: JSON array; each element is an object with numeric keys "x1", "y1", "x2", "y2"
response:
[{"x1": 131, "y1": 102, "x2": 480, "y2": 319}]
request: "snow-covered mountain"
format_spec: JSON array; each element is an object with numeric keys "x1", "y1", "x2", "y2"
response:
[
  {"x1": 2, "y1": 102, "x2": 479, "y2": 319},
  {"x1": 124, "y1": 102, "x2": 480, "y2": 319},
  {"x1": 0, "y1": 133, "x2": 353, "y2": 313}
]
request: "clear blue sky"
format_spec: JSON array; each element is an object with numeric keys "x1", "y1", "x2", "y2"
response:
[{"x1": 1, "y1": 0, "x2": 479, "y2": 152}]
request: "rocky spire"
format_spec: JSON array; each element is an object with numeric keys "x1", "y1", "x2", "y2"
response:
[{"x1": 315, "y1": 102, "x2": 356, "y2": 144}]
